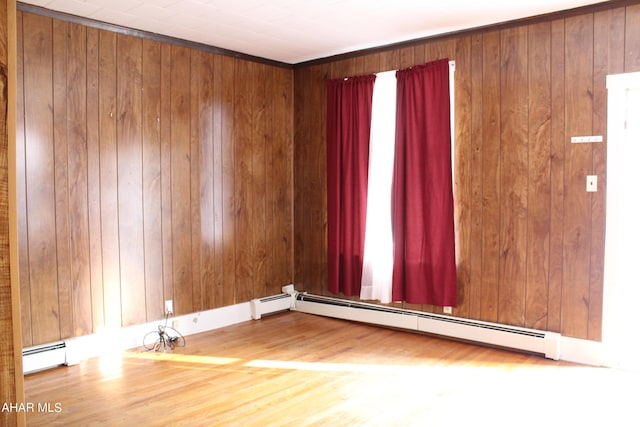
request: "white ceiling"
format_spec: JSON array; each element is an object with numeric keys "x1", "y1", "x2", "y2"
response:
[{"x1": 20, "y1": 0, "x2": 609, "y2": 64}]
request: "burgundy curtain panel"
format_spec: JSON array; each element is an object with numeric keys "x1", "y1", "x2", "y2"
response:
[
  {"x1": 391, "y1": 59, "x2": 458, "y2": 306},
  {"x1": 326, "y1": 75, "x2": 376, "y2": 296}
]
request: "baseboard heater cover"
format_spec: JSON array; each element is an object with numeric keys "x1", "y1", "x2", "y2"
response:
[
  {"x1": 23, "y1": 341, "x2": 67, "y2": 374},
  {"x1": 293, "y1": 293, "x2": 561, "y2": 360},
  {"x1": 250, "y1": 293, "x2": 294, "y2": 319}
]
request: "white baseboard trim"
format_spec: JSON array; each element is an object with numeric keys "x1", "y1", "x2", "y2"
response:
[
  {"x1": 64, "y1": 302, "x2": 253, "y2": 366},
  {"x1": 24, "y1": 301, "x2": 253, "y2": 373},
  {"x1": 23, "y1": 284, "x2": 611, "y2": 373},
  {"x1": 559, "y1": 335, "x2": 605, "y2": 367},
  {"x1": 292, "y1": 292, "x2": 609, "y2": 365}
]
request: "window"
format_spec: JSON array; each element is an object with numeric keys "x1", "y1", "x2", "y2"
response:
[
  {"x1": 361, "y1": 61, "x2": 455, "y2": 304},
  {"x1": 327, "y1": 59, "x2": 457, "y2": 306}
]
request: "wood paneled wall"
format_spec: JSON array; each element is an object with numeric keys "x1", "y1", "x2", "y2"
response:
[
  {"x1": 16, "y1": 11, "x2": 293, "y2": 346},
  {"x1": 2, "y1": 0, "x2": 26, "y2": 425},
  {"x1": 14, "y1": 2, "x2": 639, "y2": 348},
  {"x1": 293, "y1": 3, "x2": 640, "y2": 341}
]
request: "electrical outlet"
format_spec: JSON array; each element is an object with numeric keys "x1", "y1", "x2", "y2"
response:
[
  {"x1": 443, "y1": 306, "x2": 452, "y2": 315},
  {"x1": 165, "y1": 300, "x2": 173, "y2": 315}
]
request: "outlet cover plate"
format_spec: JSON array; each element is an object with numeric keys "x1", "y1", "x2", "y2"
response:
[{"x1": 586, "y1": 175, "x2": 597, "y2": 192}]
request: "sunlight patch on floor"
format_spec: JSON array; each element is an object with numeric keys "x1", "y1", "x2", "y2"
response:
[{"x1": 124, "y1": 351, "x2": 241, "y2": 366}]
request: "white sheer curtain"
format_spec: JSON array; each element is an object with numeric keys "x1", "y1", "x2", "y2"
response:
[{"x1": 359, "y1": 71, "x2": 396, "y2": 303}]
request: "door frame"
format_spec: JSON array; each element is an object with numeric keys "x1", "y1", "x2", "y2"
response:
[{"x1": 602, "y1": 71, "x2": 640, "y2": 369}]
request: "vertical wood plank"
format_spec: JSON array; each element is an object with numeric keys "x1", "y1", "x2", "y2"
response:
[
  {"x1": 66, "y1": 22, "x2": 92, "y2": 336},
  {"x1": 468, "y1": 33, "x2": 484, "y2": 320},
  {"x1": 498, "y1": 26, "x2": 528, "y2": 327},
  {"x1": 525, "y1": 21, "x2": 551, "y2": 330},
  {"x1": 562, "y1": 14, "x2": 594, "y2": 338},
  {"x1": 269, "y1": 66, "x2": 293, "y2": 294},
  {"x1": 398, "y1": 46, "x2": 413, "y2": 69},
  {"x1": 437, "y1": 38, "x2": 459, "y2": 63},
  {"x1": 160, "y1": 42, "x2": 173, "y2": 313},
  {"x1": 301, "y1": 63, "x2": 321, "y2": 297},
  {"x1": 302, "y1": 65, "x2": 320, "y2": 296},
  {"x1": 311, "y1": 65, "x2": 329, "y2": 296},
  {"x1": 142, "y1": 38, "x2": 163, "y2": 321},
  {"x1": 51, "y1": 18, "x2": 72, "y2": 340},
  {"x1": 330, "y1": 58, "x2": 352, "y2": 80},
  {"x1": 15, "y1": 10, "x2": 32, "y2": 347},
  {"x1": 221, "y1": 55, "x2": 236, "y2": 306},
  {"x1": 212, "y1": 54, "x2": 225, "y2": 307},
  {"x1": 23, "y1": 13, "x2": 60, "y2": 344},
  {"x1": 198, "y1": 51, "x2": 216, "y2": 309},
  {"x1": 547, "y1": 19, "x2": 565, "y2": 333},
  {"x1": 480, "y1": 30, "x2": 501, "y2": 323},
  {"x1": 363, "y1": 52, "x2": 380, "y2": 74},
  {"x1": 86, "y1": 27, "x2": 104, "y2": 333},
  {"x1": 170, "y1": 45, "x2": 193, "y2": 315},
  {"x1": 293, "y1": 67, "x2": 311, "y2": 293},
  {"x1": 234, "y1": 59, "x2": 253, "y2": 304},
  {"x1": 424, "y1": 41, "x2": 439, "y2": 63},
  {"x1": 379, "y1": 49, "x2": 399, "y2": 72},
  {"x1": 624, "y1": 4, "x2": 640, "y2": 72},
  {"x1": 264, "y1": 65, "x2": 275, "y2": 294},
  {"x1": 412, "y1": 46, "x2": 424, "y2": 67},
  {"x1": 452, "y1": 36, "x2": 472, "y2": 317},
  {"x1": 253, "y1": 63, "x2": 267, "y2": 298},
  {"x1": 117, "y1": 34, "x2": 146, "y2": 326},
  {"x1": 98, "y1": 29, "x2": 121, "y2": 329},
  {"x1": 190, "y1": 50, "x2": 203, "y2": 312}
]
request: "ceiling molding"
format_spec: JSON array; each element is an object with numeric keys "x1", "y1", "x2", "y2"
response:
[{"x1": 16, "y1": 2, "x2": 293, "y2": 69}]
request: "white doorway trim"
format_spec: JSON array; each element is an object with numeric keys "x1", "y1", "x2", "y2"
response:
[{"x1": 602, "y1": 71, "x2": 640, "y2": 370}]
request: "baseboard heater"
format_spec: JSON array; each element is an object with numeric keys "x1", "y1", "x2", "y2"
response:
[
  {"x1": 292, "y1": 293, "x2": 561, "y2": 360},
  {"x1": 250, "y1": 293, "x2": 294, "y2": 320},
  {"x1": 23, "y1": 341, "x2": 67, "y2": 374}
]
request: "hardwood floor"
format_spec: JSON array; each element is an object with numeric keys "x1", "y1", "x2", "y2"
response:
[{"x1": 24, "y1": 311, "x2": 637, "y2": 426}]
